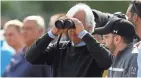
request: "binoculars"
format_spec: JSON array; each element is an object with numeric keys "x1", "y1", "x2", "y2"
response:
[{"x1": 55, "y1": 19, "x2": 75, "y2": 29}]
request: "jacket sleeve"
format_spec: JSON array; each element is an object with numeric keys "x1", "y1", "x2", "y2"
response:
[
  {"x1": 137, "y1": 50, "x2": 141, "y2": 77},
  {"x1": 25, "y1": 33, "x2": 56, "y2": 65},
  {"x1": 125, "y1": 53, "x2": 138, "y2": 77},
  {"x1": 82, "y1": 33, "x2": 113, "y2": 69}
]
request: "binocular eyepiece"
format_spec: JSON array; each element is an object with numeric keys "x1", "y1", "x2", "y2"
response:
[{"x1": 55, "y1": 19, "x2": 75, "y2": 29}]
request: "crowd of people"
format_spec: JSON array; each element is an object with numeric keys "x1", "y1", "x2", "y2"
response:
[{"x1": 0, "y1": 0, "x2": 141, "y2": 77}]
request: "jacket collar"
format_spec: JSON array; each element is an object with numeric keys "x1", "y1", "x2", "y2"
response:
[{"x1": 117, "y1": 43, "x2": 134, "y2": 57}]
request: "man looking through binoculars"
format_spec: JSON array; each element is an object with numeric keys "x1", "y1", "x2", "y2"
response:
[{"x1": 25, "y1": 3, "x2": 112, "y2": 77}]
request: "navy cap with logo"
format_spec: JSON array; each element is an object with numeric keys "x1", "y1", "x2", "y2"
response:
[{"x1": 93, "y1": 17, "x2": 135, "y2": 39}]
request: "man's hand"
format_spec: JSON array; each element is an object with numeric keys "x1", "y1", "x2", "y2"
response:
[
  {"x1": 51, "y1": 16, "x2": 69, "y2": 36},
  {"x1": 70, "y1": 18, "x2": 85, "y2": 35},
  {"x1": 51, "y1": 27, "x2": 68, "y2": 36},
  {"x1": 51, "y1": 27, "x2": 63, "y2": 36}
]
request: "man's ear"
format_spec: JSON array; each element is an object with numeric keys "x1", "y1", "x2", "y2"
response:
[
  {"x1": 133, "y1": 13, "x2": 138, "y2": 23},
  {"x1": 38, "y1": 28, "x2": 44, "y2": 37},
  {"x1": 114, "y1": 35, "x2": 121, "y2": 45}
]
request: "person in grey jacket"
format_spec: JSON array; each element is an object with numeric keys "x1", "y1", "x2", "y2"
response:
[
  {"x1": 126, "y1": 0, "x2": 141, "y2": 77},
  {"x1": 94, "y1": 17, "x2": 138, "y2": 77}
]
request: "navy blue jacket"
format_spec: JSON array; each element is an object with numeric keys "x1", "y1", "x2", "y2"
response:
[{"x1": 4, "y1": 49, "x2": 51, "y2": 77}]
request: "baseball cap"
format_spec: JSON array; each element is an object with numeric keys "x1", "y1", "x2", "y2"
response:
[{"x1": 93, "y1": 17, "x2": 135, "y2": 39}]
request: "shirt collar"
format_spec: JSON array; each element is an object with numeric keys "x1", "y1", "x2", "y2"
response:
[
  {"x1": 17, "y1": 46, "x2": 27, "y2": 53},
  {"x1": 71, "y1": 41, "x2": 86, "y2": 47}
]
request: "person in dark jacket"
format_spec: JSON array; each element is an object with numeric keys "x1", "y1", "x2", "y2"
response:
[
  {"x1": 94, "y1": 17, "x2": 138, "y2": 77},
  {"x1": 25, "y1": 3, "x2": 112, "y2": 77}
]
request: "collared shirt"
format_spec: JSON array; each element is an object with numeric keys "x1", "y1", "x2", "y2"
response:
[
  {"x1": 71, "y1": 41, "x2": 86, "y2": 47},
  {"x1": 17, "y1": 46, "x2": 26, "y2": 53}
]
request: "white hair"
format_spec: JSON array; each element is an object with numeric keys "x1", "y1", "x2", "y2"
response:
[
  {"x1": 66, "y1": 3, "x2": 95, "y2": 33},
  {"x1": 4, "y1": 19, "x2": 23, "y2": 32},
  {"x1": 23, "y1": 15, "x2": 45, "y2": 29}
]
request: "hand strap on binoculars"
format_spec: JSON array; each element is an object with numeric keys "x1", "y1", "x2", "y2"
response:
[
  {"x1": 57, "y1": 33, "x2": 62, "y2": 49},
  {"x1": 53, "y1": 33, "x2": 62, "y2": 76}
]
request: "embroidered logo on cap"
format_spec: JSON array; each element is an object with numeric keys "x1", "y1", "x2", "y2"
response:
[{"x1": 113, "y1": 30, "x2": 118, "y2": 34}]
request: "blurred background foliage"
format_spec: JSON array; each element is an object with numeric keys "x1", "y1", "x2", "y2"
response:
[{"x1": 1, "y1": 1, "x2": 130, "y2": 29}]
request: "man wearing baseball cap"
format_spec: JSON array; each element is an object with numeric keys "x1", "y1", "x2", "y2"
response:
[{"x1": 94, "y1": 17, "x2": 138, "y2": 77}]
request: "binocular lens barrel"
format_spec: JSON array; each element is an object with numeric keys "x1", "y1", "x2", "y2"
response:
[
  {"x1": 55, "y1": 19, "x2": 75, "y2": 29},
  {"x1": 55, "y1": 20, "x2": 64, "y2": 29}
]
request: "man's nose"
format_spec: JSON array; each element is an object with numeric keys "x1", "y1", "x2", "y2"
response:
[{"x1": 22, "y1": 30, "x2": 28, "y2": 34}]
